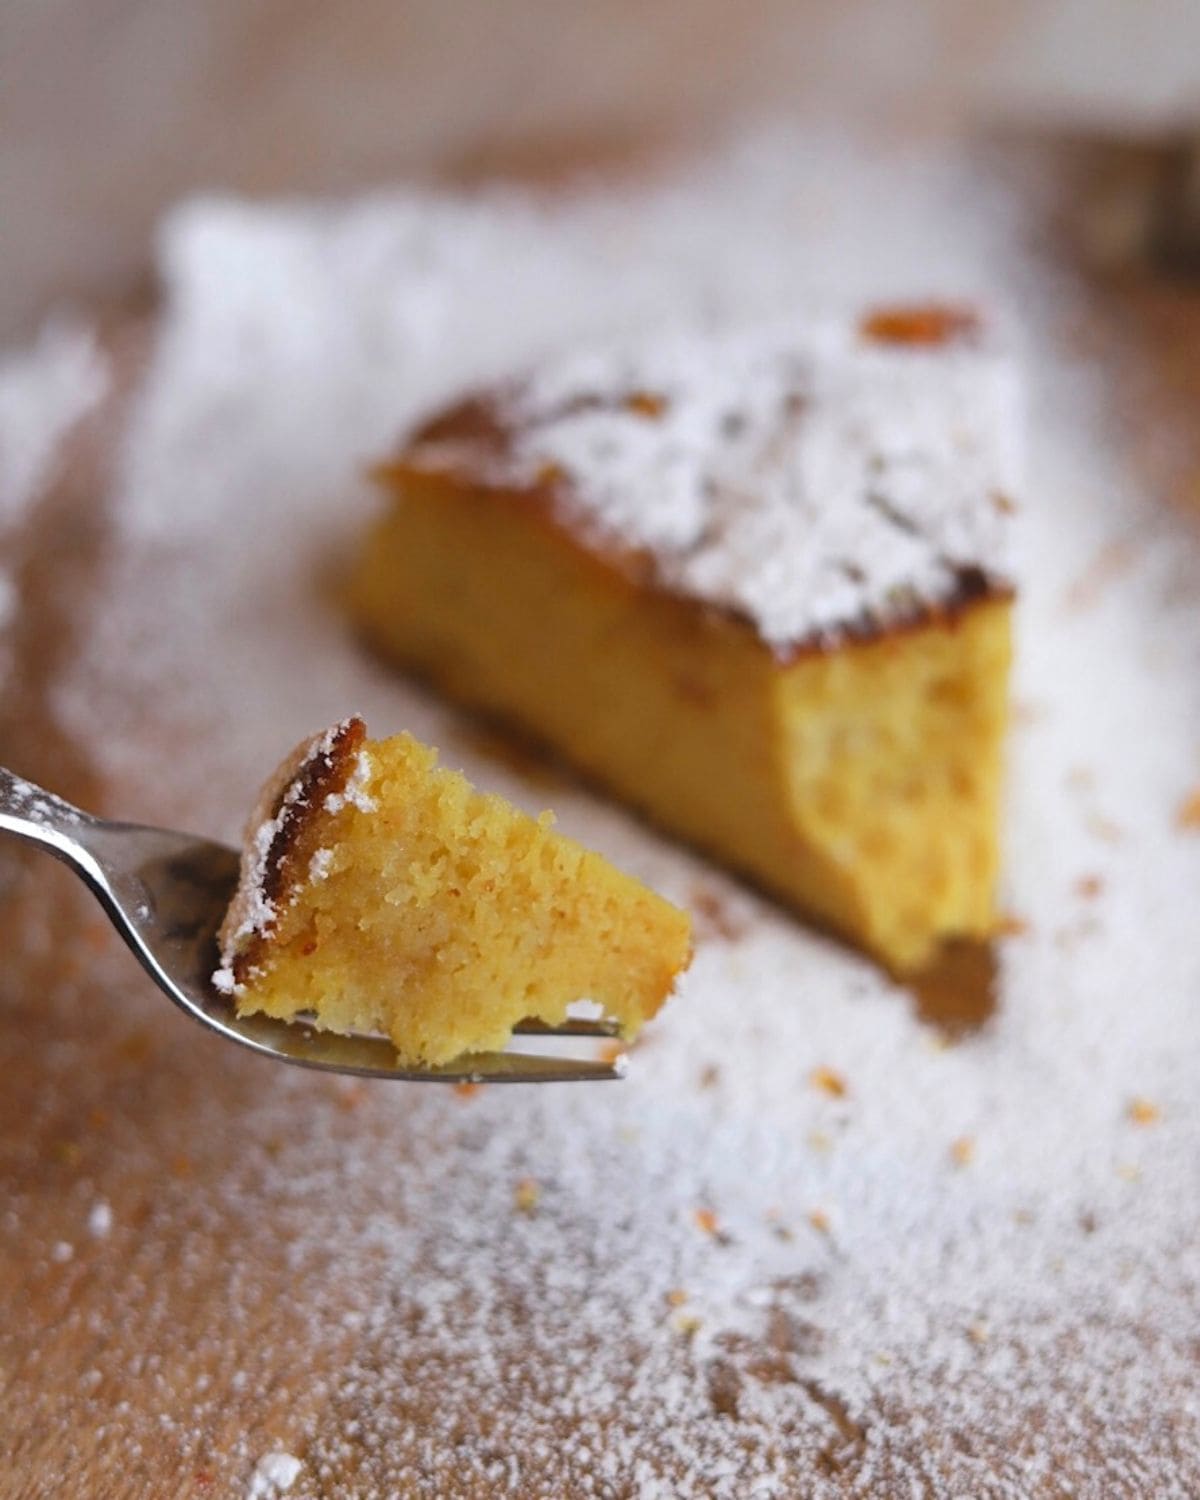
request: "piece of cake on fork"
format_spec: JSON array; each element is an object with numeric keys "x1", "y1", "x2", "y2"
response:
[
  {"x1": 352, "y1": 304, "x2": 1019, "y2": 974},
  {"x1": 215, "y1": 717, "x2": 692, "y2": 1067}
]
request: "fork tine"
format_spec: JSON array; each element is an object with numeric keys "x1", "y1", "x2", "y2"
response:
[
  {"x1": 511, "y1": 1016, "x2": 623, "y2": 1038},
  {"x1": 424, "y1": 1049, "x2": 628, "y2": 1084}
]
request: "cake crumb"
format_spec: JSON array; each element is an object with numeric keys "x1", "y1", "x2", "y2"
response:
[
  {"x1": 1176, "y1": 788, "x2": 1200, "y2": 830},
  {"x1": 666, "y1": 1288, "x2": 689, "y2": 1307},
  {"x1": 514, "y1": 1177, "x2": 541, "y2": 1214},
  {"x1": 1127, "y1": 1097, "x2": 1161, "y2": 1126},
  {"x1": 808, "y1": 1208, "x2": 832, "y2": 1235},
  {"x1": 950, "y1": 1137, "x2": 976, "y2": 1168},
  {"x1": 1075, "y1": 874, "x2": 1104, "y2": 899},
  {"x1": 809, "y1": 1065, "x2": 848, "y2": 1098},
  {"x1": 694, "y1": 1207, "x2": 721, "y2": 1237},
  {"x1": 859, "y1": 302, "x2": 982, "y2": 347}
]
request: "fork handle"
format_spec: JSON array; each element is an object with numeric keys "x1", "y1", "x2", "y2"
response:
[{"x1": 0, "y1": 766, "x2": 95, "y2": 859}]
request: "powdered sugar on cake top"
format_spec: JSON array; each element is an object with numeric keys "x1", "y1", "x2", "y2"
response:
[{"x1": 469, "y1": 319, "x2": 1019, "y2": 650}]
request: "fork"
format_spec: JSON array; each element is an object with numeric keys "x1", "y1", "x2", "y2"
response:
[{"x1": 0, "y1": 767, "x2": 625, "y2": 1083}]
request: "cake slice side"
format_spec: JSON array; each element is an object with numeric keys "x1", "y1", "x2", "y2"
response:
[
  {"x1": 216, "y1": 718, "x2": 693, "y2": 1066},
  {"x1": 350, "y1": 310, "x2": 1018, "y2": 974}
]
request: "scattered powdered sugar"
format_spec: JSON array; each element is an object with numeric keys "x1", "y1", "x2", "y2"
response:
[
  {"x1": 246, "y1": 1452, "x2": 303, "y2": 1497},
  {"x1": 86, "y1": 1200, "x2": 112, "y2": 1238},
  {"x1": 452, "y1": 318, "x2": 1019, "y2": 649},
  {"x1": 24, "y1": 127, "x2": 1200, "y2": 1495},
  {"x1": 0, "y1": 320, "x2": 106, "y2": 526},
  {"x1": 322, "y1": 752, "x2": 376, "y2": 815},
  {"x1": 0, "y1": 319, "x2": 107, "y2": 688}
]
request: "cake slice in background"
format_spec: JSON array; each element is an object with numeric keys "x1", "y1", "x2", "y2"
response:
[
  {"x1": 352, "y1": 305, "x2": 1019, "y2": 974},
  {"x1": 215, "y1": 717, "x2": 692, "y2": 1067}
]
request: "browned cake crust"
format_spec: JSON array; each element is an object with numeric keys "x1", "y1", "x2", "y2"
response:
[
  {"x1": 377, "y1": 419, "x2": 1009, "y2": 664},
  {"x1": 217, "y1": 716, "x2": 366, "y2": 989}
]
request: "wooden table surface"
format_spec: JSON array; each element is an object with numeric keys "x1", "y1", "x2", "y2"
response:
[{"x1": 2, "y1": 134, "x2": 1199, "y2": 1499}]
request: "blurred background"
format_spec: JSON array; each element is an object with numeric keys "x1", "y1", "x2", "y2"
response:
[{"x1": 5, "y1": 0, "x2": 1200, "y2": 341}]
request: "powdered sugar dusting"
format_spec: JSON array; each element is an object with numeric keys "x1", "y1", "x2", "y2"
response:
[
  {"x1": 246, "y1": 1452, "x2": 303, "y2": 1498},
  {"x1": 322, "y1": 752, "x2": 376, "y2": 815},
  {"x1": 0, "y1": 320, "x2": 106, "y2": 526},
  {"x1": 443, "y1": 319, "x2": 1020, "y2": 649},
  {"x1": 26, "y1": 128, "x2": 1200, "y2": 1495},
  {"x1": 0, "y1": 320, "x2": 107, "y2": 688}
]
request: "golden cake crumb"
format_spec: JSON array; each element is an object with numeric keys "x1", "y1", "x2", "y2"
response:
[
  {"x1": 1176, "y1": 788, "x2": 1200, "y2": 830},
  {"x1": 1127, "y1": 1097, "x2": 1161, "y2": 1127},
  {"x1": 809, "y1": 1065, "x2": 848, "y2": 1098},
  {"x1": 514, "y1": 1177, "x2": 541, "y2": 1214},
  {"x1": 950, "y1": 1136, "x2": 976, "y2": 1168}
]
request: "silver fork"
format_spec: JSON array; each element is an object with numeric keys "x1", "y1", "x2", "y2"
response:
[{"x1": 0, "y1": 767, "x2": 625, "y2": 1083}]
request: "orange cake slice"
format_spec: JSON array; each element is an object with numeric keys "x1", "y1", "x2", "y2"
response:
[
  {"x1": 351, "y1": 305, "x2": 1019, "y2": 974},
  {"x1": 214, "y1": 717, "x2": 692, "y2": 1066}
]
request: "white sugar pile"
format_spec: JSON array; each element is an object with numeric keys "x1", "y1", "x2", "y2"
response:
[
  {"x1": 32, "y1": 127, "x2": 1200, "y2": 1496},
  {"x1": 0, "y1": 321, "x2": 106, "y2": 680}
]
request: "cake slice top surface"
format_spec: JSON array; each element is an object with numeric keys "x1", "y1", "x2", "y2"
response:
[{"x1": 391, "y1": 304, "x2": 1020, "y2": 654}]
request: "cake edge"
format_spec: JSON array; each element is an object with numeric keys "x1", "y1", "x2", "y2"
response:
[{"x1": 214, "y1": 715, "x2": 371, "y2": 994}]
